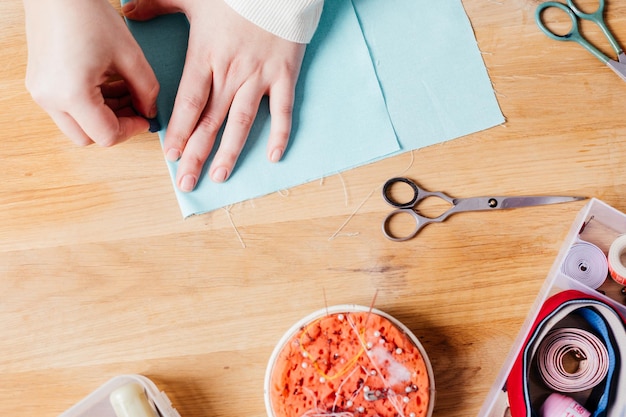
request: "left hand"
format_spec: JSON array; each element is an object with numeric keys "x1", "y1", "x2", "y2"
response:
[
  {"x1": 24, "y1": 0, "x2": 160, "y2": 147},
  {"x1": 124, "y1": 0, "x2": 307, "y2": 191}
]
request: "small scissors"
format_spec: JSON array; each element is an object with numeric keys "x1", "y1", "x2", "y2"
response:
[
  {"x1": 535, "y1": 0, "x2": 626, "y2": 82},
  {"x1": 381, "y1": 177, "x2": 586, "y2": 242}
]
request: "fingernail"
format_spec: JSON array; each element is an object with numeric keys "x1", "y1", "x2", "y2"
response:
[
  {"x1": 179, "y1": 174, "x2": 196, "y2": 192},
  {"x1": 166, "y1": 148, "x2": 181, "y2": 161},
  {"x1": 270, "y1": 148, "x2": 283, "y2": 163},
  {"x1": 148, "y1": 104, "x2": 158, "y2": 119},
  {"x1": 211, "y1": 167, "x2": 229, "y2": 183},
  {"x1": 122, "y1": 1, "x2": 136, "y2": 13}
]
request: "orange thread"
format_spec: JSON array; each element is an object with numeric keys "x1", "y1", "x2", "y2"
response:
[{"x1": 299, "y1": 314, "x2": 367, "y2": 382}]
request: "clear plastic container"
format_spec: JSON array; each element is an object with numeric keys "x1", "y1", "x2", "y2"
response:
[
  {"x1": 479, "y1": 198, "x2": 626, "y2": 417},
  {"x1": 59, "y1": 374, "x2": 180, "y2": 417}
]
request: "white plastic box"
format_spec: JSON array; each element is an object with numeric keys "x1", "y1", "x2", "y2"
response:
[
  {"x1": 478, "y1": 198, "x2": 626, "y2": 417},
  {"x1": 59, "y1": 374, "x2": 181, "y2": 417}
]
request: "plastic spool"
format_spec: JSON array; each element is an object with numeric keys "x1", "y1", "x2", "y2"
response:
[
  {"x1": 540, "y1": 393, "x2": 590, "y2": 417},
  {"x1": 608, "y1": 234, "x2": 626, "y2": 286},
  {"x1": 110, "y1": 383, "x2": 159, "y2": 417},
  {"x1": 561, "y1": 242, "x2": 608, "y2": 289}
]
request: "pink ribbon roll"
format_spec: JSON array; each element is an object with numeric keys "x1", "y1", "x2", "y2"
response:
[{"x1": 536, "y1": 327, "x2": 609, "y2": 393}]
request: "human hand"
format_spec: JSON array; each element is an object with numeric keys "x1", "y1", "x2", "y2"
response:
[
  {"x1": 124, "y1": 0, "x2": 307, "y2": 191},
  {"x1": 23, "y1": 0, "x2": 159, "y2": 146}
]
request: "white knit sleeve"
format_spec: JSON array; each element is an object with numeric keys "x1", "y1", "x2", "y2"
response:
[{"x1": 223, "y1": 0, "x2": 324, "y2": 44}]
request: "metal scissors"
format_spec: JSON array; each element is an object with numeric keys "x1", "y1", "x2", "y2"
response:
[
  {"x1": 381, "y1": 177, "x2": 586, "y2": 242},
  {"x1": 535, "y1": 0, "x2": 626, "y2": 82}
]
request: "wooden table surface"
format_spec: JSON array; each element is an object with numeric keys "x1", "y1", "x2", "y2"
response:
[{"x1": 2, "y1": 0, "x2": 626, "y2": 416}]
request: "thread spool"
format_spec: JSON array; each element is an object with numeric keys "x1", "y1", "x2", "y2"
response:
[
  {"x1": 110, "y1": 383, "x2": 159, "y2": 417},
  {"x1": 608, "y1": 234, "x2": 626, "y2": 286},
  {"x1": 539, "y1": 393, "x2": 590, "y2": 417},
  {"x1": 561, "y1": 242, "x2": 608, "y2": 289}
]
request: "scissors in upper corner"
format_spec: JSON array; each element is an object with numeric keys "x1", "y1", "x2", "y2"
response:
[
  {"x1": 535, "y1": 0, "x2": 626, "y2": 81},
  {"x1": 381, "y1": 177, "x2": 586, "y2": 242}
]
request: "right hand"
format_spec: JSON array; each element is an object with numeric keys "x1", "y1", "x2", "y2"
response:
[
  {"x1": 124, "y1": 0, "x2": 307, "y2": 191},
  {"x1": 23, "y1": 0, "x2": 160, "y2": 146}
]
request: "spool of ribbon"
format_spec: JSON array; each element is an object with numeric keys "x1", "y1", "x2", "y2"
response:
[
  {"x1": 561, "y1": 242, "x2": 608, "y2": 289},
  {"x1": 608, "y1": 235, "x2": 626, "y2": 286},
  {"x1": 536, "y1": 327, "x2": 609, "y2": 393}
]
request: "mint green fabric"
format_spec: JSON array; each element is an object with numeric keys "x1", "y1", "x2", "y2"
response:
[{"x1": 123, "y1": 0, "x2": 504, "y2": 217}]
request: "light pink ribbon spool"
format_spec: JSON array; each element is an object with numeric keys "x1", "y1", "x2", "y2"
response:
[{"x1": 536, "y1": 328, "x2": 609, "y2": 393}]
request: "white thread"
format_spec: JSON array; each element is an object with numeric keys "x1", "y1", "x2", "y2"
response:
[
  {"x1": 397, "y1": 150, "x2": 415, "y2": 177},
  {"x1": 338, "y1": 173, "x2": 349, "y2": 207},
  {"x1": 301, "y1": 387, "x2": 354, "y2": 417},
  {"x1": 222, "y1": 205, "x2": 246, "y2": 248},
  {"x1": 332, "y1": 364, "x2": 361, "y2": 412},
  {"x1": 328, "y1": 150, "x2": 416, "y2": 240},
  {"x1": 345, "y1": 315, "x2": 407, "y2": 417},
  {"x1": 328, "y1": 188, "x2": 376, "y2": 241}
]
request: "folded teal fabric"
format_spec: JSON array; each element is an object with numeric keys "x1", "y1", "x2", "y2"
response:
[{"x1": 123, "y1": 0, "x2": 504, "y2": 217}]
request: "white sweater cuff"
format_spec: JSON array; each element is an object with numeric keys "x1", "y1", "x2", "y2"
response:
[{"x1": 223, "y1": 0, "x2": 324, "y2": 44}]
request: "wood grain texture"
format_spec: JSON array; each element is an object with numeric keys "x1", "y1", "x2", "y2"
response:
[{"x1": 2, "y1": 1, "x2": 626, "y2": 416}]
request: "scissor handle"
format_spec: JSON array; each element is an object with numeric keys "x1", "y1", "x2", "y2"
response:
[
  {"x1": 382, "y1": 208, "x2": 429, "y2": 242},
  {"x1": 568, "y1": 0, "x2": 623, "y2": 56},
  {"x1": 381, "y1": 177, "x2": 457, "y2": 241},
  {"x1": 567, "y1": 0, "x2": 604, "y2": 20},
  {"x1": 382, "y1": 177, "x2": 420, "y2": 208},
  {"x1": 382, "y1": 177, "x2": 456, "y2": 207},
  {"x1": 535, "y1": 1, "x2": 610, "y2": 63}
]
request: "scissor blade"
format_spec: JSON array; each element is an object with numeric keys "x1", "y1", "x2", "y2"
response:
[
  {"x1": 450, "y1": 195, "x2": 585, "y2": 214},
  {"x1": 499, "y1": 195, "x2": 586, "y2": 209},
  {"x1": 607, "y1": 59, "x2": 626, "y2": 83}
]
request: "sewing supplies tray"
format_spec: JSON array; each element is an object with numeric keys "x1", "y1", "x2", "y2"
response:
[
  {"x1": 58, "y1": 374, "x2": 180, "y2": 417},
  {"x1": 479, "y1": 198, "x2": 626, "y2": 417}
]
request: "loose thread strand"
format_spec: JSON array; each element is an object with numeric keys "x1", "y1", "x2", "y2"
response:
[
  {"x1": 331, "y1": 365, "x2": 361, "y2": 413},
  {"x1": 397, "y1": 149, "x2": 415, "y2": 177},
  {"x1": 328, "y1": 150, "x2": 416, "y2": 240},
  {"x1": 338, "y1": 172, "x2": 349, "y2": 207},
  {"x1": 346, "y1": 314, "x2": 406, "y2": 417},
  {"x1": 328, "y1": 188, "x2": 377, "y2": 241},
  {"x1": 323, "y1": 288, "x2": 329, "y2": 317},
  {"x1": 222, "y1": 205, "x2": 246, "y2": 248},
  {"x1": 363, "y1": 290, "x2": 379, "y2": 331}
]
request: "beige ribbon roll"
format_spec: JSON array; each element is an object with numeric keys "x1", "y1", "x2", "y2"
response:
[
  {"x1": 536, "y1": 327, "x2": 609, "y2": 393},
  {"x1": 608, "y1": 234, "x2": 626, "y2": 286}
]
